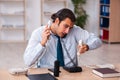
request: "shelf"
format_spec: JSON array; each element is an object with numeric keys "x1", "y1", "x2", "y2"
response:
[
  {"x1": 0, "y1": 13, "x2": 24, "y2": 16},
  {"x1": 100, "y1": 4, "x2": 110, "y2": 6},
  {"x1": 102, "y1": 39, "x2": 109, "y2": 42},
  {"x1": 100, "y1": 15, "x2": 109, "y2": 18},
  {"x1": 0, "y1": 0, "x2": 24, "y2": 2},
  {"x1": 99, "y1": 0, "x2": 120, "y2": 43},
  {"x1": 41, "y1": 0, "x2": 67, "y2": 25},
  {"x1": 1, "y1": 27, "x2": 25, "y2": 30},
  {"x1": 45, "y1": 0, "x2": 67, "y2": 2},
  {"x1": 44, "y1": 12, "x2": 52, "y2": 16},
  {"x1": 100, "y1": 27, "x2": 109, "y2": 31},
  {"x1": 0, "y1": 40, "x2": 26, "y2": 43},
  {"x1": 0, "y1": 0, "x2": 26, "y2": 43}
]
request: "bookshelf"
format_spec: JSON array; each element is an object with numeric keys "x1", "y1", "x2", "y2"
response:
[
  {"x1": 0, "y1": 0, "x2": 26, "y2": 43},
  {"x1": 41, "y1": 0, "x2": 68, "y2": 25},
  {"x1": 99, "y1": 0, "x2": 120, "y2": 43}
]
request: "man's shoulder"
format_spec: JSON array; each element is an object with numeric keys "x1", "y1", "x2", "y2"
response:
[
  {"x1": 73, "y1": 25, "x2": 83, "y2": 29},
  {"x1": 71, "y1": 25, "x2": 83, "y2": 32}
]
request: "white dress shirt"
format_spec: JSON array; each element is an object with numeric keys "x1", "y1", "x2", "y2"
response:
[{"x1": 23, "y1": 25, "x2": 102, "y2": 68}]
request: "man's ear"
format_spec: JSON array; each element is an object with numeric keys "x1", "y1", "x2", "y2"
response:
[{"x1": 54, "y1": 18, "x2": 60, "y2": 25}]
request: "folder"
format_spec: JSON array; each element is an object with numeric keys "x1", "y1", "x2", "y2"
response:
[{"x1": 27, "y1": 73, "x2": 57, "y2": 80}]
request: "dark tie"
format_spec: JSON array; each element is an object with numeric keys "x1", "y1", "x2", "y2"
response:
[{"x1": 56, "y1": 36, "x2": 64, "y2": 66}]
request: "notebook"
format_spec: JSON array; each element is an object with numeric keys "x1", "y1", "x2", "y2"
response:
[
  {"x1": 92, "y1": 68, "x2": 120, "y2": 78},
  {"x1": 27, "y1": 73, "x2": 57, "y2": 80}
]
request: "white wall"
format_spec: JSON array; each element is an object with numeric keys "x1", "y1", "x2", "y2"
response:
[
  {"x1": 26, "y1": 0, "x2": 41, "y2": 39},
  {"x1": 26, "y1": 0, "x2": 99, "y2": 39},
  {"x1": 84, "y1": 0, "x2": 99, "y2": 36},
  {"x1": 67, "y1": 0, "x2": 99, "y2": 36}
]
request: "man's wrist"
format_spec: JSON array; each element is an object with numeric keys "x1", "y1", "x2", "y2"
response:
[
  {"x1": 40, "y1": 41, "x2": 46, "y2": 47},
  {"x1": 86, "y1": 45, "x2": 89, "y2": 51}
]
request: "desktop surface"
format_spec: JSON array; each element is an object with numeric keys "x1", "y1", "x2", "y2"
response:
[{"x1": 0, "y1": 64, "x2": 120, "y2": 80}]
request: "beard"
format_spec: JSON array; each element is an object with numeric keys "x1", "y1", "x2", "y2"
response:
[{"x1": 62, "y1": 34, "x2": 67, "y2": 38}]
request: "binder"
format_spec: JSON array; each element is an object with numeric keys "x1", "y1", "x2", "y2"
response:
[
  {"x1": 104, "y1": 0, "x2": 110, "y2": 4},
  {"x1": 101, "y1": 29, "x2": 109, "y2": 40},
  {"x1": 100, "y1": 5, "x2": 109, "y2": 16},
  {"x1": 100, "y1": 17, "x2": 109, "y2": 28},
  {"x1": 103, "y1": 6, "x2": 109, "y2": 16}
]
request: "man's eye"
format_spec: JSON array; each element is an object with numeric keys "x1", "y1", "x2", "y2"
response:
[
  {"x1": 70, "y1": 27, "x2": 73, "y2": 30},
  {"x1": 64, "y1": 25, "x2": 69, "y2": 28}
]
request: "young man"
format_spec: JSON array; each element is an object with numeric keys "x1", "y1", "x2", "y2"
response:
[{"x1": 24, "y1": 8, "x2": 102, "y2": 68}]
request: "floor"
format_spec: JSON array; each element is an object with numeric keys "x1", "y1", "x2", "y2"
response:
[
  {"x1": 0, "y1": 42, "x2": 27, "y2": 69},
  {"x1": 0, "y1": 42, "x2": 120, "y2": 69},
  {"x1": 78, "y1": 43, "x2": 120, "y2": 66}
]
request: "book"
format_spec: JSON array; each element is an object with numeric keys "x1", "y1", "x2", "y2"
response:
[
  {"x1": 27, "y1": 73, "x2": 57, "y2": 80},
  {"x1": 92, "y1": 68, "x2": 120, "y2": 78}
]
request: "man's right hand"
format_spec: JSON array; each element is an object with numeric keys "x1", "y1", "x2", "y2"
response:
[{"x1": 40, "y1": 25, "x2": 51, "y2": 46}]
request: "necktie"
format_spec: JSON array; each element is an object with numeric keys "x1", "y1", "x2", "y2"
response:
[{"x1": 56, "y1": 36, "x2": 64, "y2": 66}]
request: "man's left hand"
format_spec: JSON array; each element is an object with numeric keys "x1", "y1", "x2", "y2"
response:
[{"x1": 78, "y1": 44, "x2": 89, "y2": 54}]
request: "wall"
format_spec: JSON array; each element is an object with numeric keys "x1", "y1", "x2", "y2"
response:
[
  {"x1": 84, "y1": 0, "x2": 99, "y2": 36},
  {"x1": 67, "y1": 0, "x2": 99, "y2": 36},
  {"x1": 26, "y1": 0, "x2": 41, "y2": 39}
]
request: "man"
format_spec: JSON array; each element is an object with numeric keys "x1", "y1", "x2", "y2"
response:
[{"x1": 24, "y1": 8, "x2": 102, "y2": 68}]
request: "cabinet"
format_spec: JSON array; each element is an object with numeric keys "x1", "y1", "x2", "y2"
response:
[
  {"x1": 41, "y1": 0, "x2": 68, "y2": 25},
  {"x1": 99, "y1": 0, "x2": 120, "y2": 43},
  {"x1": 0, "y1": 0, "x2": 26, "y2": 43}
]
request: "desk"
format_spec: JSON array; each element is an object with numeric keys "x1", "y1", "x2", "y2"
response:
[
  {"x1": 0, "y1": 69, "x2": 27, "y2": 80},
  {"x1": 0, "y1": 64, "x2": 120, "y2": 80}
]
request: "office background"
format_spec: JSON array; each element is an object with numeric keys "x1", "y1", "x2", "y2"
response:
[
  {"x1": 26, "y1": 0, "x2": 99, "y2": 39},
  {"x1": 0, "y1": 0, "x2": 120, "y2": 69}
]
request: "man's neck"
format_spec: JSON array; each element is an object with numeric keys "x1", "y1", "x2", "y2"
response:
[{"x1": 50, "y1": 24, "x2": 57, "y2": 35}]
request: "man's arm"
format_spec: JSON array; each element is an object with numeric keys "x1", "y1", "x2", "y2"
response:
[
  {"x1": 23, "y1": 29, "x2": 46, "y2": 67},
  {"x1": 23, "y1": 26, "x2": 51, "y2": 67},
  {"x1": 86, "y1": 33, "x2": 102, "y2": 50},
  {"x1": 73, "y1": 25, "x2": 102, "y2": 54}
]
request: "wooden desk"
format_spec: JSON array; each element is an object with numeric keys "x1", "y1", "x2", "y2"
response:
[
  {"x1": 28, "y1": 66, "x2": 120, "y2": 80},
  {"x1": 0, "y1": 69, "x2": 27, "y2": 80},
  {"x1": 0, "y1": 64, "x2": 120, "y2": 80}
]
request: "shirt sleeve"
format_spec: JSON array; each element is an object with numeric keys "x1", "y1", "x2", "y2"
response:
[
  {"x1": 73, "y1": 25, "x2": 102, "y2": 50},
  {"x1": 23, "y1": 28, "x2": 46, "y2": 67},
  {"x1": 85, "y1": 33, "x2": 102, "y2": 50}
]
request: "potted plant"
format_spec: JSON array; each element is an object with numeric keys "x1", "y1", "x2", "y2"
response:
[{"x1": 71, "y1": 0, "x2": 88, "y2": 29}]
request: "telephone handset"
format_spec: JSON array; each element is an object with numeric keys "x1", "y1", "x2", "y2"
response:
[
  {"x1": 47, "y1": 20, "x2": 52, "y2": 40},
  {"x1": 47, "y1": 20, "x2": 52, "y2": 28}
]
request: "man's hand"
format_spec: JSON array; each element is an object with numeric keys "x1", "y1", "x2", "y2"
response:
[
  {"x1": 40, "y1": 25, "x2": 51, "y2": 46},
  {"x1": 78, "y1": 44, "x2": 89, "y2": 54}
]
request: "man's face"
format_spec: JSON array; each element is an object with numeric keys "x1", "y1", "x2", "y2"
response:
[{"x1": 55, "y1": 18, "x2": 74, "y2": 38}]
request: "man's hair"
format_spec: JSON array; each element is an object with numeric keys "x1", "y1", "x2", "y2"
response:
[{"x1": 51, "y1": 8, "x2": 76, "y2": 23}]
